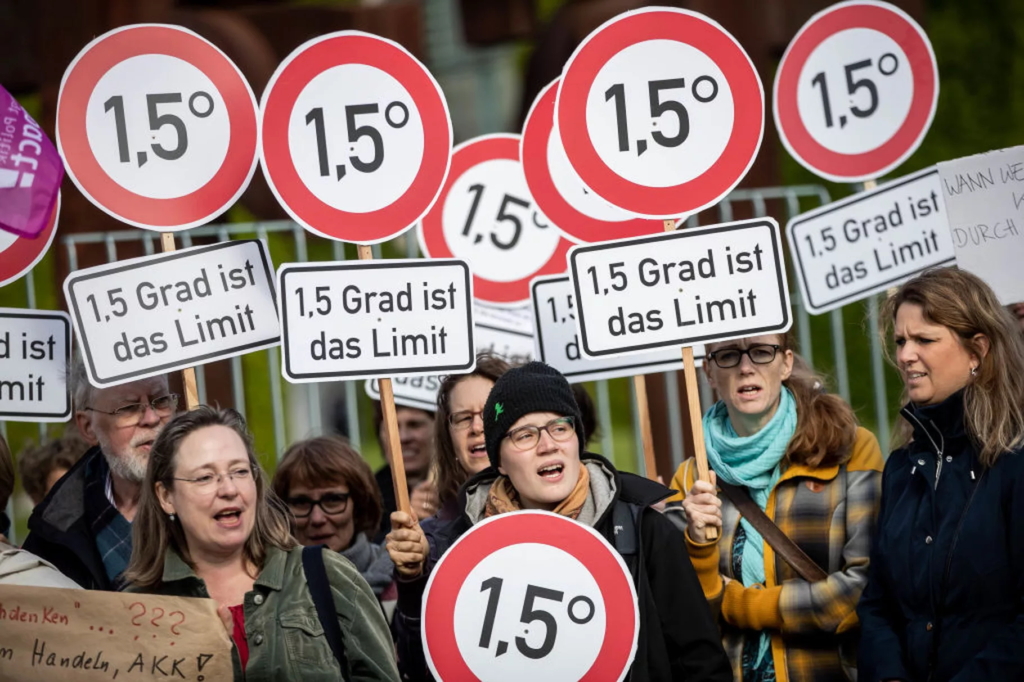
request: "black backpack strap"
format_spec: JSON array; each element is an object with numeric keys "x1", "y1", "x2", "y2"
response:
[
  {"x1": 611, "y1": 500, "x2": 643, "y2": 579},
  {"x1": 301, "y1": 545, "x2": 350, "y2": 678}
]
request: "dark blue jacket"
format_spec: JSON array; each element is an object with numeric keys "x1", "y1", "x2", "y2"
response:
[{"x1": 858, "y1": 392, "x2": 1024, "y2": 682}]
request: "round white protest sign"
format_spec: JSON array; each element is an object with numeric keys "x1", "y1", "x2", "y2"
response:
[
  {"x1": 260, "y1": 32, "x2": 452, "y2": 244},
  {"x1": 773, "y1": 0, "x2": 938, "y2": 182},
  {"x1": 556, "y1": 8, "x2": 763, "y2": 219},
  {"x1": 522, "y1": 80, "x2": 662, "y2": 243},
  {"x1": 419, "y1": 135, "x2": 572, "y2": 305},
  {"x1": 56, "y1": 24, "x2": 258, "y2": 231},
  {"x1": 0, "y1": 193, "x2": 59, "y2": 289},
  {"x1": 423, "y1": 511, "x2": 638, "y2": 682}
]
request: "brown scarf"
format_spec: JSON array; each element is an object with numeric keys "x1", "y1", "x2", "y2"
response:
[{"x1": 483, "y1": 465, "x2": 591, "y2": 520}]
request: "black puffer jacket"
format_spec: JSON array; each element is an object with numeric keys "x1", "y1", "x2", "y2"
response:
[
  {"x1": 858, "y1": 392, "x2": 1024, "y2": 681},
  {"x1": 392, "y1": 452, "x2": 732, "y2": 682}
]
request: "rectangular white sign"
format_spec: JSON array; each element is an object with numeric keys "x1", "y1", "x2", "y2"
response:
[
  {"x1": 531, "y1": 275, "x2": 696, "y2": 382},
  {"x1": 0, "y1": 308, "x2": 72, "y2": 422},
  {"x1": 569, "y1": 219, "x2": 792, "y2": 357},
  {"x1": 787, "y1": 168, "x2": 955, "y2": 314},
  {"x1": 64, "y1": 241, "x2": 280, "y2": 388},
  {"x1": 938, "y1": 145, "x2": 1024, "y2": 304},
  {"x1": 364, "y1": 376, "x2": 442, "y2": 413},
  {"x1": 473, "y1": 301, "x2": 535, "y2": 365},
  {"x1": 279, "y1": 259, "x2": 475, "y2": 383}
]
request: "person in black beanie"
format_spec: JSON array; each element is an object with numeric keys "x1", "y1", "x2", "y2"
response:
[{"x1": 386, "y1": 361, "x2": 731, "y2": 682}]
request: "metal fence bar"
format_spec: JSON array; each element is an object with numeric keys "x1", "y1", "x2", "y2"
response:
[
  {"x1": 291, "y1": 226, "x2": 321, "y2": 438},
  {"x1": 596, "y1": 380, "x2": 614, "y2": 462},
  {"x1": 784, "y1": 191, "x2": 814, "y2": 366},
  {"x1": 868, "y1": 294, "x2": 890, "y2": 452},
  {"x1": 254, "y1": 224, "x2": 287, "y2": 458},
  {"x1": 830, "y1": 308, "x2": 851, "y2": 401},
  {"x1": 664, "y1": 371, "x2": 684, "y2": 469}
]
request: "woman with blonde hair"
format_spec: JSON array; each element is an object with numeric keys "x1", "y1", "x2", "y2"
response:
[
  {"x1": 125, "y1": 406, "x2": 398, "y2": 681},
  {"x1": 668, "y1": 331, "x2": 883, "y2": 682},
  {"x1": 858, "y1": 267, "x2": 1024, "y2": 681}
]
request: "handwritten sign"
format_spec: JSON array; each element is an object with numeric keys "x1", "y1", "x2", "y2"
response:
[
  {"x1": 474, "y1": 302, "x2": 535, "y2": 365},
  {"x1": 0, "y1": 584, "x2": 232, "y2": 681},
  {"x1": 788, "y1": 168, "x2": 955, "y2": 314},
  {"x1": 0, "y1": 308, "x2": 72, "y2": 422},
  {"x1": 569, "y1": 218, "x2": 791, "y2": 358},
  {"x1": 64, "y1": 240, "x2": 280, "y2": 388},
  {"x1": 938, "y1": 145, "x2": 1024, "y2": 304}
]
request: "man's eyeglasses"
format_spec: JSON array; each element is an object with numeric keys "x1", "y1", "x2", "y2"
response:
[
  {"x1": 504, "y1": 417, "x2": 576, "y2": 451},
  {"x1": 84, "y1": 394, "x2": 179, "y2": 426},
  {"x1": 171, "y1": 467, "x2": 256, "y2": 492},
  {"x1": 706, "y1": 344, "x2": 781, "y2": 369},
  {"x1": 449, "y1": 410, "x2": 484, "y2": 430},
  {"x1": 285, "y1": 492, "x2": 351, "y2": 518}
]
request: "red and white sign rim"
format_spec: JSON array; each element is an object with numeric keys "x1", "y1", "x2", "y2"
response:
[
  {"x1": 556, "y1": 7, "x2": 764, "y2": 219},
  {"x1": 773, "y1": 0, "x2": 938, "y2": 182},
  {"x1": 56, "y1": 24, "x2": 258, "y2": 230},
  {"x1": 522, "y1": 80, "x2": 663, "y2": 243},
  {"x1": 260, "y1": 31, "x2": 452, "y2": 244},
  {"x1": 422, "y1": 511, "x2": 639, "y2": 682},
  {"x1": 0, "y1": 193, "x2": 59, "y2": 289},
  {"x1": 419, "y1": 134, "x2": 572, "y2": 304}
]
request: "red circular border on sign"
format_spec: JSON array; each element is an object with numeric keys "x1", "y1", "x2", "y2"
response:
[
  {"x1": 773, "y1": 2, "x2": 937, "y2": 180},
  {"x1": 260, "y1": 33, "x2": 452, "y2": 244},
  {"x1": 56, "y1": 25, "x2": 258, "y2": 229},
  {"x1": 557, "y1": 9, "x2": 764, "y2": 218},
  {"x1": 423, "y1": 512, "x2": 638, "y2": 681},
  {"x1": 522, "y1": 80, "x2": 663, "y2": 242},
  {"x1": 0, "y1": 193, "x2": 59, "y2": 288},
  {"x1": 419, "y1": 135, "x2": 572, "y2": 304}
]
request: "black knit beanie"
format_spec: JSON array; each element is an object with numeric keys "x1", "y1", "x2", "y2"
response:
[{"x1": 483, "y1": 361, "x2": 585, "y2": 469}]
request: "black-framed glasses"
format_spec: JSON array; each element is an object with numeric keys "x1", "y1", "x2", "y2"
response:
[
  {"x1": 285, "y1": 492, "x2": 351, "y2": 518},
  {"x1": 171, "y1": 466, "x2": 256, "y2": 493},
  {"x1": 504, "y1": 417, "x2": 576, "y2": 451},
  {"x1": 706, "y1": 344, "x2": 781, "y2": 369},
  {"x1": 85, "y1": 393, "x2": 179, "y2": 426},
  {"x1": 449, "y1": 410, "x2": 484, "y2": 430}
]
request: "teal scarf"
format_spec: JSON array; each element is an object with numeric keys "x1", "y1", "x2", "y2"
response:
[{"x1": 703, "y1": 386, "x2": 797, "y2": 668}]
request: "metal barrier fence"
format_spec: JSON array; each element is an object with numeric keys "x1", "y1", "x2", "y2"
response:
[{"x1": 2, "y1": 183, "x2": 899, "y2": 541}]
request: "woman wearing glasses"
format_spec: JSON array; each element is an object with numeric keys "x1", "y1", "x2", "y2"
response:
[
  {"x1": 272, "y1": 437, "x2": 397, "y2": 621},
  {"x1": 667, "y1": 334, "x2": 883, "y2": 682},
  {"x1": 125, "y1": 406, "x2": 399, "y2": 682},
  {"x1": 387, "y1": 362, "x2": 732, "y2": 682}
]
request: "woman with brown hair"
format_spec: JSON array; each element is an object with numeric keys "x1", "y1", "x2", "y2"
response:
[
  {"x1": 668, "y1": 332, "x2": 883, "y2": 682},
  {"x1": 272, "y1": 436, "x2": 396, "y2": 619},
  {"x1": 125, "y1": 406, "x2": 398, "y2": 681},
  {"x1": 858, "y1": 267, "x2": 1024, "y2": 682}
]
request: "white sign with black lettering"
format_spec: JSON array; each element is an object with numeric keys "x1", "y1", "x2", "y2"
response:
[
  {"x1": 364, "y1": 375, "x2": 442, "y2": 413},
  {"x1": 788, "y1": 168, "x2": 954, "y2": 314},
  {"x1": 279, "y1": 259, "x2": 474, "y2": 382},
  {"x1": 531, "y1": 276, "x2": 692, "y2": 383},
  {"x1": 474, "y1": 302, "x2": 535, "y2": 365},
  {"x1": 64, "y1": 240, "x2": 279, "y2": 388},
  {"x1": 569, "y1": 219, "x2": 791, "y2": 357},
  {"x1": 0, "y1": 309, "x2": 72, "y2": 422},
  {"x1": 938, "y1": 145, "x2": 1024, "y2": 304}
]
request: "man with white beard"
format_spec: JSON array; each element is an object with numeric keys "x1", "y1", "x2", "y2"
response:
[{"x1": 22, "y1": 356, "x2": 176, "y2": 590}]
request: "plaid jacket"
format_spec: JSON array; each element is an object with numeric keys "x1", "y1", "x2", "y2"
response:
[{"x1": 666, "y1": 427, "x2": 883, "y2": 682}]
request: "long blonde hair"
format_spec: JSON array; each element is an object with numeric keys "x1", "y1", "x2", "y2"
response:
[
  {"x1": 124, "y1": 406, "x2": 296, "y2": 589},
  {"x1": 882, "y1": 267, "x2": 1024, "y2": 466}
]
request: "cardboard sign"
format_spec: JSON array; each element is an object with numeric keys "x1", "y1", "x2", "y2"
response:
[
  {"x1": 422, "y1": 511, "x2": 638, "y2": 682},
  {"x1": 531, "y1": 276, "x2": 692, "y2": 383},
  {"x1": 938, "y1": 145, "x2": 1024, "y2": 304},
  {"x1": 773, "y1": 1, "x2": 938, "y2": 183},
  {"x1": 260, "y1": 32, "x2": 452, "y2": 244},
  {"x1": 569, "y1": 218, "x2": 791, "y2": 357},
  {"x1": 787, "y1": 167, "x2": 955, "y2": 314},
  {"x1": 279, "y1": 259, "x2": 474, "y2": 382},
  {"x1": 0, "y1": 584, "x2": 232, "y2": 681},
  {"x1": 364, "y1": 375, "x2": 442, "y2": 412},
  {"x1": 64, "y1": 240, "x2": 279, "y2": 388},
  {"x1": 0, "y1": 308, "x2": 72, "y2": 422},
  {"x1": 474, "y1": 301, "x2": 535, "y2": 365}
]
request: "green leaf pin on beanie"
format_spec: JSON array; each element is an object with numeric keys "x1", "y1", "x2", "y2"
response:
[{"x1": 494, "y1": 403, "x2": 504, "y2": 421}]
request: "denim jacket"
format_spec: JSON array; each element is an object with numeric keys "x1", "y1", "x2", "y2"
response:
[{"x1": 131, "y1": 545, "x2": 399, "y2": 682}]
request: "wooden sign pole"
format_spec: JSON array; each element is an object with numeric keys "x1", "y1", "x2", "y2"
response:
[
  {"x1": 632, "y1": 375, "x2": 658, "y2": 480},
  {"x1": 357, "y1": 244, "x2": 412, "y2": 516},
  {"x1": 160, "y1": 232, "x2": 200, "y2": 411},
  {"x1": 663, "y1": 219, "x2": 717, "y2": 539}
]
